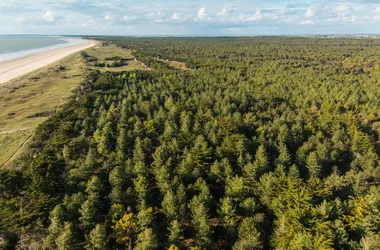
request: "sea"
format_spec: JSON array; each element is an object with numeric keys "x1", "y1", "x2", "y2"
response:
[{"x1": 0, "y1": 35, "x2": 84, "y2": 62}]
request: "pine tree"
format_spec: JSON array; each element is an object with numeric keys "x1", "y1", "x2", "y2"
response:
[
  {"x1": 95, "y1": 121, "x2": 115, "y2": 155},
  {"x1": 163, "y1": 120, "x2": 175, "y2": 140},
  {"x1": 239, "y1": 197, "x2": 258, "y2": 217},
  {"x1": 189, "y1": 195, "x2": 211, "y2": 248},
  {"x1": 168, "y1": 220, "x2": 184, "y2": 246},
  {"x1": 134, "y1": 174, "x2": 150, "y2": 206},
  {"x1": 56, "y1": 222, "x2": 78, "y2": 250},
  {"x1": 112, "y1": 213, "x2": 136, "y2": 248},
  {"x1": 219, "y1": 197, "x2": 237, "y2": 235},
  {"x1": 134, "y1": 228, "x2": 158, "y2": 250},
  {"x1": 306, "y1": 151, "x2": 321, "y2": 178},
  {"x1": 109, "y1": 165, "x2": 126, "y2": 189},
  {"x1": 133, "y1": 137, "x2": 145, "y2": 163},
  {"x1": 137, "y1": 207, "x2": 154, "y2": 231},
  {"x1": 180, "y1": 111, "x2": 192, "y2": 134},
  {"x1": 162, "y1": 189, "x2": 178, "y2": 221},
  {"x1": 195, "y1": 178, "x2": 212, "y2": 206},
  {"x1": 116, "y1": 126, "x2": 128, "y2": 163},
  {"x1": 79, "y1": 196, "x2": 100, "y2": 232},
  {"x1": 275, "y1": 143, "x2": 291, "y2": 166},
  {"x1": 133, "y1": 138, "x2": 148, "y2": 174},
  {"x1": 253, "y1": 145, "x2": 270, "y2": 176},
  {"x1": 86, "y1": 224, "x2": 108, "y2": 250},
  {"x1": 46, "y1": 204, "x2": 66, "y2": 248},
  {"x1": 85, "y1": 147, "x2": 98, "y2": 170},
  {"x1": 210, "y1": 158, "x2": 233, "y2": 183},
  {"x1": 154, "y1": 157, "x2": 172, "y2": 194},
  {"x1": 233, "y1": 217, "x2": 262, "y2": 250},
  {"x1": 360, "y1": 232, "x2": 380, "y2": 250},
  {"x1": 176, "y1": 183, "x2": 187, "y2": 219},
  {"x1": 192, "y1": 135, "x2": 212, "y2": 169},
  {"x1": 225, "y1": 175, "x2": 246, "y2": 201},
  {"x1": 109, "y1": 186, "x2": 126, "y2": 205},
  {"x1": 85, "y1": 175, "x2": 104, "y2": 196}
]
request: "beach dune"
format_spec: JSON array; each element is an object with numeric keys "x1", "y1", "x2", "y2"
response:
[{"x1": 0, "y1": 39, "x2": 96, "y2": 84}]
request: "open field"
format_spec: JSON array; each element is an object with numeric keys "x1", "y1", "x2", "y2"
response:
[
  {"x1": 154, "y1": 57, "x2": 192, "y2": 71},
  {"x1": 86, "y1": 44, "x2": 146, "y2": 72},
  {"x1": 0, "y1": 43, "x2": 145, "y2": 168}
]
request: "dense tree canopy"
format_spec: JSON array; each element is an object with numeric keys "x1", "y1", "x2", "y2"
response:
[{"x1": 1, "y1": 37, "x2": 380, "y2": 249}]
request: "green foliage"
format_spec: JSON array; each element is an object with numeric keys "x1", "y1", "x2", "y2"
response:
[
  {"x1": 86, "y1": 224, "x2": 108, "y2": 250},
  {"x1": 2, "y1": 37, "x2": 380, "y2": 249},
  {"x1": 233, "y1": 217, "x2": 263, "y2": 250},
  {"x1": 134, "y1": 228, "x2": 158, "y2": 250},
  {"x1": 190, "y1": 196, "x2": 211, "y2": 248},
  {"x1": 112, "y1": 213, "x2": 136, "y2": 246},
  {"x1": 56, "y1": 222, "x2": 78, "y2": 250},
  {"x1": 218, "y1": 197, "x2": 237, "y2": 234},
  {"x1": 168, "y1": 220, "x2": 184, "y2": 246}
]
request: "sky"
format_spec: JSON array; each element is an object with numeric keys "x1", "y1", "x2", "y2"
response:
[{"x1": 0, "y1": 0, "x2": 379, "y2": 36}]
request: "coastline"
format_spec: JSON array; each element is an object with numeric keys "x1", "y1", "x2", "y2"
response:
[
  {"x1": 0, "y1": 37, "x2": 84, "y2": 63},
  {"x1": 0, "y1": 39, "x2": 96, "y2": 84}
]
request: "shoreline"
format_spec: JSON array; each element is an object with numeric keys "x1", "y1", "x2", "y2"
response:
[
  {"x1": 0, "y1": 37, "x2": 84, "y2": 63},
  {"x1": 0, "y1": 39, "x2": 96, "y2": 84}
]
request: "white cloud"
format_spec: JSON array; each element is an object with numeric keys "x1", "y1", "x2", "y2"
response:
[
  {"x1": 121, "y1": 15, "x2": 137, "y2": 21},
  {"x1": 197, "y1": 7, "x2": 208, "y2": 19},
  {"x1": 305, "y1": 8, "x2": 315, "y2": 17},
  {"x1": 299, "y1": 20, "x2": 314, "y2": 25},
  {"x1": 335, "y1": 4, "x2": 351, "y2": 17},
  {"x1": 224, "y1": 27, "x2": 241, "y2": 32},
  {"x1": 42, "y1": 11, "x2": 56, "y2": 22},
  {"x1": 1, "y1": 0, "x2": 379, "y2": 36},
  {"x1": 217, "y1": 8, "x2": 235, "y2": 17},
  {"x1": 171, "y1": 13, "x2": 180, "y2": 20},
  {"x1": 304, "y1": 5, "x2": 327, "y2": 19},
  {"x1": 243, "y1": 9, "x2": 263, "y2": 21},
  {"x1": 218, "y1": 8, "x2": 228, "y2": 16},
  {"x1": 336, "y1": 4, "x2": 350, "y2": 13},
  {"x1": 15, "y1": 17, "x2": 26, "y2": 23},
  {"x1": 78, "y1": 19, "x2": 96, "y2": 27},
  {"x1": 146, "y1": 11, "x2": 164, "y2": 18},
  {"x1": 104, "y1": 15, "x2": 114, "y2": 21},
  {"x1": 327, "y1": 17, "x2": 339, "y2": 23},
  {"x1": 279, "y1": 9, "x2": 297, "y2": 16},
  {"x1": 327, "y1": 15, "x2": 366, "y2": 24}
]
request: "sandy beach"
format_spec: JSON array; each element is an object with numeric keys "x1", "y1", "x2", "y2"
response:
[{"x1": 0, "y1": 39, "x2": 96, "y2": 84}]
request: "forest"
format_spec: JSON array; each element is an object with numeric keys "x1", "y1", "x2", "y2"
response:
[{"x1": 1, "y1": 37, "x2": 380, "y2": 249}]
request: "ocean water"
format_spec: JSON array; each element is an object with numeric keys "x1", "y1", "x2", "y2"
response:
[{"x1": 0, "y1": 36, "x2": 84, "y2": 62}]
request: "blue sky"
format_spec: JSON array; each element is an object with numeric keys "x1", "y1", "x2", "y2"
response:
[{"x1": 0, "y1": 0, "x2": 379, "y2": 35}]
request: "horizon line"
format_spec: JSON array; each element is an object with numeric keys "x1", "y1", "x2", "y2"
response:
[{"x1": 1, "y1": 33, "x2": 380, "y2": 38}]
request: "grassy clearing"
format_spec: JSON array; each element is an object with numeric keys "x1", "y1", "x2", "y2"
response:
[
  {"x1": 86, "y1": 44, "x2": 145, "y2": 72},
  {"x1": 155, "y1": 57, "x2": 191, "y2": 71},
  {"x1": 0, "y1": 43, "x2": 145, "y2": 168},
  {"x1": 0, "y1": 131, "x2": 31, "y2": 167}
]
